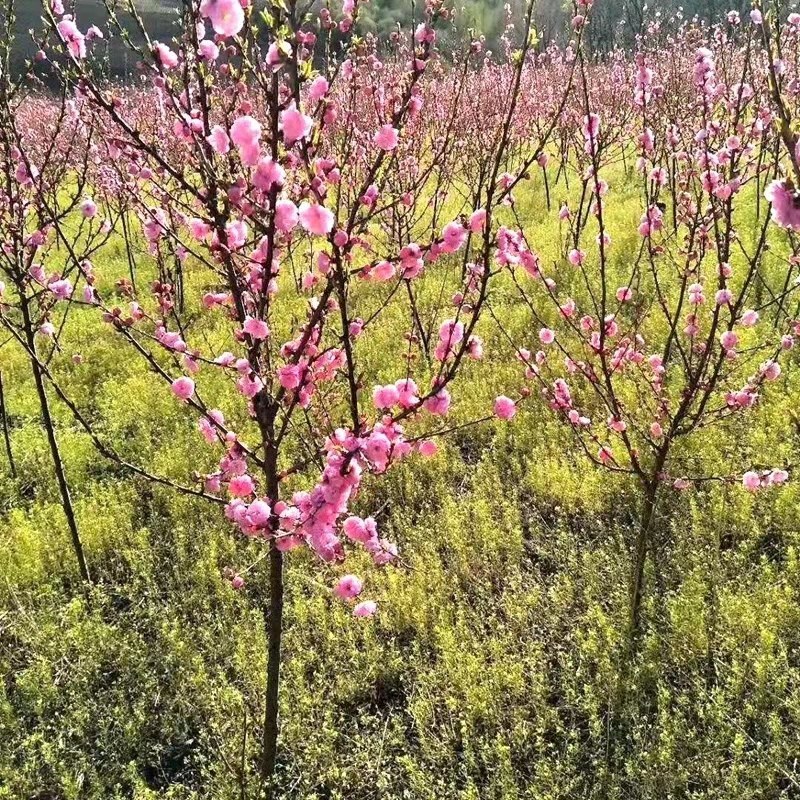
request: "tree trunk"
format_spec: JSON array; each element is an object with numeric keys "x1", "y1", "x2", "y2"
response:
[
  {"x1": 613, "y1": 483, "x2": 659, "y2": 710},
  {"x1": 23, "y1": 314, "x2": 91, "y2": 586},
  {"x1": 608, "y1": 481, "x2": 659, "y2": 767},
  {"x1": 627, "y1": 484, "x2": 657, "y2": 649},
  {"x1": 0, "y1": 370, "x2": 16, "y2": 477},
  {"x1": 261, "y1": 545, "x2": 284, "y2": 792},
  {"x1": 255, "y1": 394, "x2": 283, "y2": 794}
]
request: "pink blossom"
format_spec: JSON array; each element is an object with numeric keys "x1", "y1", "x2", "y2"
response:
[
  {"x1": 48, "y1": 279, "x2": 73, "y2": 300},
  {"x1": 415, "y1": 22, "x2": 434, "y2": 43},
  {"x1": 395, "y1": 378, "x2": 419, "y2": 408},
  {"x1": 230, "y1": 115, "x2": 261, "y2": 164},
  {"x1": 648, "y1": 422, "x2": 663, "y2": 438},
  {"x1": 277, "y1": 364, "x2": 303, "y2": 390},
  {"x1": 206, "y1": 125, "x2": 230, "y2": 154},
  {"x1": 494, "y1": 396, "x2": 517, "y2": 420},
  {"x1": 353, "y1": 600, "x2": 377, "y2": 618},
  {"x1": 765, "y1": 180, "x2": 800, "y2": 230},
  {"x1": 334, "y1": 574, "x2": 363, "y2": 600},
  {"x1": 299, "y1": 202, "x2": 334, "y2": 235},
  {"x1": 229, "y1": 474, "x2": 255, "y2": 497},
  {"x1": 274, "y1": 199, "x2": 299, "y2": 232},
  {"x1": 266, "y1": 41, "x2": 289, "y2": 69},
  {"x1": 374, "y1": 124, "x2": 399, "y2": 151},
  {"x1": 57, "y1": 17, "x2": 86, "y2": 59},
  {"x1": 171, "y1": 376, "x2": 195, "y2": 401},
  {"x1": 190, "y1": 219, "x2": 212, "y2": 240},
  {"x1": 280, "y1": 103, "x2": 312, "y2": 145},
  {"x1": 418, "y1": 440, "x2": 438, "y2": 457},
  {"x1": 441, "y1": 221, "x2": 467, "y2": 253},
  {"x1": 423, "y1": 389, "x2": 451, "y2": 416},
  {"x1": 243, "y1": 317, "x2": 270, "y2": 339},
  {"x1": 584, "y1": 112, "x2": 600, "y2": 139},
  {"x1": 238, "y1": 373, "x2": 263, "y2": 399},
  {"x1": 688, "y1": 283, "x2": 705, "y2": 305},
  {"x1": 373, "y1": 384, "x2": 400, "y2": 409},
  {"x1": 568, "y1": 249, "x2": 585, "y2": 266},
  {"x1": 154, "y1": 42, "x2": 179, "y2": 69},
  {"x1": 309, "y1": 75, "x2": 329, "y2": 102},
  {"x1": 467, "y1": 336, "x2": 484, "y2": 360},
  {"x1": 539, "y1": 328, "x2": 555, "y2": 345},
  {"x1": 370, "y1": 260, "x2": 395, "y2": 281},
  {"x1": 616, "y1": 286, "x2": 633, "y2": 302},
  {"x1": 143, "y1": 210, "x2": 168, "y2": 242},
  {"x1": 225, "y1": 219, "x2": 248, "y2": 250},
  {"x1": 740, "y1": 309, "x2": 759, "y2": 327},
  {"x1": 742, "y1": 471, "x2": 761, "y2": 491},
  {"x1": 399, "y1": 247, "x2": 423, "y2": 278},
  {"x1": 769, "y1": 469, "x2": 789, "y2": 485},
  {"x1": 254, "y1": 158, "x2": 285, "y2": 191},
  {"x1": 198, "y1": 410, "x2": 224, "y2": 443},
  {"x1": 200, "y1": 0, "x2": 245, "y2": 36},
  {"x1": 198, "y1": 39, "x2": 219, "y2": 60},
  {"x1": 469, "y1": 209, "x2": 487, "y2": 233},
  {"x1": 245, "y1": 499, "x2": 272, "y2": 528},
  {"x1": 343, "y1": 516, "x2": 372, "y2": 543},
  {"x1": 760, "y1": 360, "x2": 781, "y2": 381},
  {"x1": 436, "y1": 320, "x2": 464, "y2": 361}
]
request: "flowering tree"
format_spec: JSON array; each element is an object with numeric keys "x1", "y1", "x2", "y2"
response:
[
  {"x1": 491, "y1": 1, "x2": 800, "y2": 721},
  {"x1": 11, "y1": 0, "x2": 564, "y2": 786},
  {"x1": 760, "y1": 7, "x2": 800, "y2": 213},
  {"x1": 0, "y1": 11, "x2": 109, "y2": 587}
]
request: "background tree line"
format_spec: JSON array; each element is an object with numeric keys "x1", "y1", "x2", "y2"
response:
[{"x1": 9, "y1": 0, "x2": 758, "y2": 79}]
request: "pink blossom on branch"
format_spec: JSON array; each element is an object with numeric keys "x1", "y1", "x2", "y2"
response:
[
  {"x1": 280, "y1": 103, "x2": 312, "y2": 145},
  {"x1": 765, "y1": 180, "x2": 800, "y2": 230},
  {"x1": 171, "y1": 377, "x2": 195, "y2": 401},
  {"x1": 299, "y1": 202, "x2": 335, "y2": 235},
  {"x1": 200, "y1": 0, "x2": 245, "y2": 37},
  {"x1": 206, "y1": 125, "x2": 230, "y2": 154},
  {"x1": 373, "y1": 124, "x2": 399, "y2": 151},
  {"x1": 494, "y1": 396, "x2": 517, "y2": 420}
]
